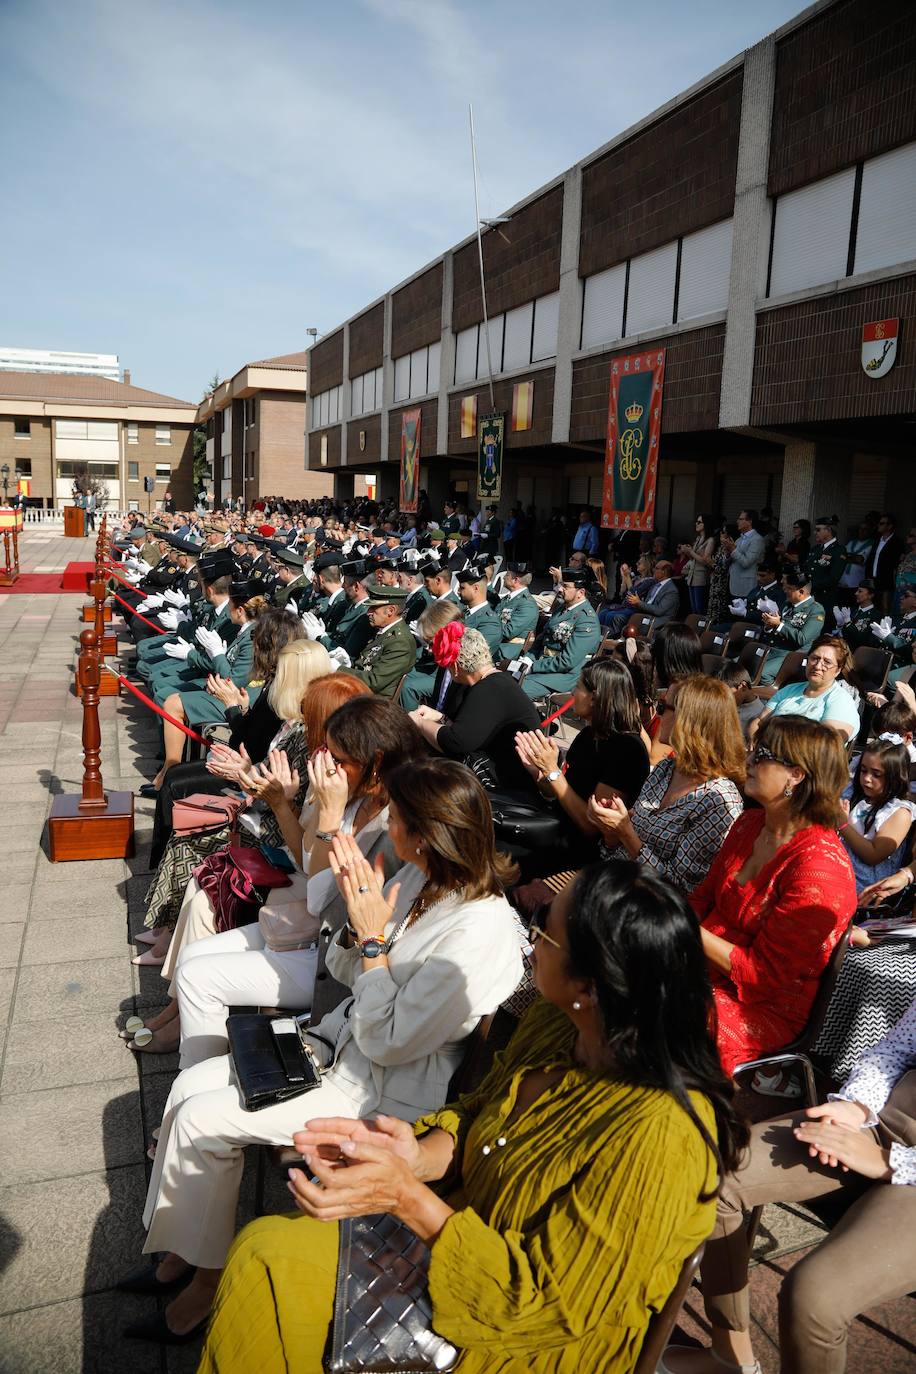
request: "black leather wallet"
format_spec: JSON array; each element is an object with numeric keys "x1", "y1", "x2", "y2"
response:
[{"x1": 226, "y1": 1013, "x2": 322, "y2": 1111}]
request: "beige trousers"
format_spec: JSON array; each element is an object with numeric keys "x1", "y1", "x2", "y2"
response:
[{"x1": 161, "y1": 875, "x2": 218, "y2": 995}]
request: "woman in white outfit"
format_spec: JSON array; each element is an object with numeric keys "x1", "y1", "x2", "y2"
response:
[{"x1": 120, "y1": 757, "x2": 524, "y2": 1345}]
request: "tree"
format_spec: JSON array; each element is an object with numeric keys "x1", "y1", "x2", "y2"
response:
[
  {"x1": 193, "y1": 370, "x2": 221, "y2": 491},
  {"x1": 70, "y1": 465, "x2": 111, "y2": 510}
]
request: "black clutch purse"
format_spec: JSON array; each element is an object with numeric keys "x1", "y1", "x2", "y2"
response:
[
  {"x1": 325, "y1": 1212, "x2": 458, "y2": 1373},
  {"x1": 226, "y1": 1013, "x2": 323, "y2": 1111}
]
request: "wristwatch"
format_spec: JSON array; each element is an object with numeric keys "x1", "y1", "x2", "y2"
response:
[
  {"x1": 545, "y1": 769, "x2": 562, "y2": 783},
  {"x1": 358, "y1": 935, "x2": 389, "y2": 959}
]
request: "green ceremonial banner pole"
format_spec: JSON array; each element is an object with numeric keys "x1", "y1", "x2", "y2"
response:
[
  {"x1": 600, "y1": 350, "x2": 666, "y2": 532},
  {"x1": 477, "y1": 412, "x2": 504, "y2": 502}
]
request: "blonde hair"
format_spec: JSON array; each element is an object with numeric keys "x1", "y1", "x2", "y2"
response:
[
  {"x1": 417, "y1": 598, "x2": 462, "y2": 643},
  {"x1": 671, "y1": 675, "x2": 746, "y2": 784},
  {"x1": 267, "y1": 640, "x2": 333, "y2": 722},
  {"x1": 455, "y1": 626, "x2": 493, "y2": 675}
]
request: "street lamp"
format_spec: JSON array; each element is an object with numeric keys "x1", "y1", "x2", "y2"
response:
[{"x1": 0, "y1": 464, "x2": 9, "y2": 503}]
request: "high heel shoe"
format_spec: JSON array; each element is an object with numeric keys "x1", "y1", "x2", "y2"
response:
[
  {"x1": 131, "y1": 950, "x2": 166, "y2": 967},
  {"x1": 115, "y1": 1260, "x2": 193, "y2": 1297},
  {"x1": 123, "y1": 1311, "x2": 208, "y2": 1344}
]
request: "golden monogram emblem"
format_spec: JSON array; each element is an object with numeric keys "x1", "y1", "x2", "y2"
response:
[{"x1": 618, "y1": 426, "x2": 644, "y2": 481}]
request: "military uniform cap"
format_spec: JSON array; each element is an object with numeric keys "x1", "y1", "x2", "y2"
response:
[
  {"x1": 560, "y1": 566, "x2": 588, "y2": 587},
  {"x1": 313, "y1": 551, "x2": 343, "y2": 572},
  {"x1": 505, "y1": 561, "x2": 529, "y2": 574},
  {"x1": 275, "y1": 547, "x2": 305, "y2": 568},
  {"x1": 366, "y1": 584, "x2": 409, "y2": 608}
]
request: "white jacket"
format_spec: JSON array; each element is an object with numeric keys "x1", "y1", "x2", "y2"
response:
[{"x1": 310, "y1": 866, "x2": 523, "y2": 1121}]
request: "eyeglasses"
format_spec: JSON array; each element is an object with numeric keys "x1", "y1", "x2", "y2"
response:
[
  {"x1": 529, "y1": 922, "x2": 563, "y2": 952},
  {"x1": 656, "y1": 700, "x2": 675, "y2": 715},
  {"x1": 748, "y1": 743, "x2": 795, "y2": 768},
  {"x1": 807, "y1": 655, "x2": 837, "y2": 668}
]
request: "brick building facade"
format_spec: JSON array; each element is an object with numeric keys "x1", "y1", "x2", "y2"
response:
[{"x1": 307, "y1": 0, "x2": 916, "y2": 547}]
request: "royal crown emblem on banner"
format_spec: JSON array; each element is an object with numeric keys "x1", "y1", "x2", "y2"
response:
[{"x1": 624, "y1": 402, "x2": 644, "y2": 423}]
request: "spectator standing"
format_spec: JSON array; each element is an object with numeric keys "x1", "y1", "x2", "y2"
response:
[
  {"x1": 677, "y1": 514, "x2": 717, "y2": 613},
  {"x1": 864, "y1": 512, "x2": 904, "y2": 608},
  {"x1": 723, "y1": 509, "x2": 765, "y2": 599},
  {"x1": 805, "y1": 515, "x2": 846, "y2": 606},
  {"x1": 572, "y1": 508, "x2": 600, "y2": 558}
]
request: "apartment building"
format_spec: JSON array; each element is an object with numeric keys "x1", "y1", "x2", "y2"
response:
[
  {"x1": 197, "y1": 351, "x2": 333, "y2": 506},
  {"x1": 0, "y1": 370, "x2": 196, "y2": 509},
  {"x1": 306, "y1": 0, "x2": 916, "y2": 544}
]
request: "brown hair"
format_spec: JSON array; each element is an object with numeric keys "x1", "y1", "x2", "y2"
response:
[
  {"x1": 757, "y1": 715, "x2": 848, "y2": 828},
  {"x1": 249, "y1": 605, "x2": 305, "y2": 681},
  {"x1": 325, "y1": 695, "x2": 428, "y2": 797},
  {"x1": 383, "y1": 757, "x2": 518, "y2": 905},
  {"x1": 301, "y1": 673, "x2": 371, "y2": 752},
  {"x1": 670, "y1": 675, "x2": 746, "y2": 784},
  {"x1": 809, "y1": 633, "x2": 850, "y2": 676}
]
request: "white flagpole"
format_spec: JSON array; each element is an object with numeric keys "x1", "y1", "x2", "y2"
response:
[{"x1": 470, "y1": 104, "x2": 496, "y2": 411}]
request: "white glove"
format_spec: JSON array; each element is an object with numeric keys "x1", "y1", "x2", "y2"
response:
[
  {"x1": 159, "y1": 608, "x2": 181, "y2": 629},
  {"x1": 328, "y1": 646, "x2": 351, "y2": 669},
  {"x1": 164, "y1": 588, "x2": 189, "y2": 607},
  {"x1": 757, "y1": 597, "x2": 780, "y2": 617},
  {"x1": 136, "y1": 598, "x2": 154, "y2": 612},
  {"x1": 870, "y1": 618, "x2": 893, "y2": 641},
  {"x1": 196, "y1": 626, "x2": 226, "y2": 657},
  {"x1": 124, "y1": 556, "x2": 142, "y2": 570},
  {"x1": 300, "y1": 611, "x2": 326, "y2": 641},
  {"x1": 122, "y1": 569, "x2": 142, "y2": 584},
  {"x1": 139, "y1": 593, "x2": 166, "y2": 611},
  {"x1": 407, "y1": 619, "x2": 423, "y2": 641},
  {"x1": 728, "y1": 598, "x2": 747, "y2": 616},
  {"x1": 833, "y1": 606, "x2": 851, "y2": 628},
  {"x1": 128, "y1": 544, "x2": 140, "y2": 556},
  {"x1": 285, "y1": 603, "x2": 300, "y2": 617},
  {"x1": 164, "y1": 640, "x2": 193, "y2": 660}
]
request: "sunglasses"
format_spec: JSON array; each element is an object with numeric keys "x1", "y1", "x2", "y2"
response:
[
  {"x1": 748, "y1": 743, "x2": 794, "y2": 768},
  {"x1": 529, "y1": 922, "x2": 563, "y2": 952},
  {"x1": 656, "y1": 700, "x2": 675, "y2": 715}
]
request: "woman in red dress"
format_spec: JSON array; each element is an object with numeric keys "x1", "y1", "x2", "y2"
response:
[{"x1": 690, "y1": 716, "x2": 857, "y2": 1075}]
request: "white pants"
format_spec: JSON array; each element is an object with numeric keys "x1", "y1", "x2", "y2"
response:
[
  {"x1": 161, "y1": 875, "x2": 218, "y2": 993},
  {"x1": 142, "y1": 1052, "x2": 366, "y2": 1270},
  {"x1": 175, "y1": 922, "x2": 319, "y2": 1070}
]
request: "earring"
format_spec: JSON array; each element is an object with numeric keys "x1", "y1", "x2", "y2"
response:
[
  {"x1": 415, "y1": 845, "x2": 423, "y2": 856},
  {"x1": 784, "y1": 784, "x2": 794, "y2": 798},
  {"x1": 572, "y1": 1000, "x2": 582, "y2": 1012}
]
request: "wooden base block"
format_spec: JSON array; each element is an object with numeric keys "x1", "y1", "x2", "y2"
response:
[
  {"x1": 82, "y1": 605, "x2": 112, "y2": 622},
  {"x1": 0, "y1": 573, "x2": 19, "y2": 587},
  {"x1": 75, "y1": 671, "x2": 121, "y2": 698},
  {"x1": 47, "y1": 791, "x2": 135, "y2": 862}
]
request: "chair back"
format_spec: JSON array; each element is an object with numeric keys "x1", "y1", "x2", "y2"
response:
[
  {"x1": 737, "y1": 641, "x2": 771, "y2": 685},
  {"x1": 446, "y1": 1013, "x2": 495, "y2": 1098},
  {"x1": 700, "y1": 629, "x2": 728, "y2": 656},
  {"x1": 684, "y1": 613, "x2": 708, "y2": 636},
  {"x1": 851, "y1": 645, "x2": 893, "y2": 694},
  {"x1": 784, "y1": 925, "x2": 852, "y2": 1057},
  {"x1": 701, "y1": 653, "x2": 728, "y2": 677},
  {"x1": 773, "y1": 650, "x2": 808, "y2": 689},
  {"x1": 726, "y1": 620, "x2": 762, "y2": 656},
  {"x1": 623, "y1": 612, "x2": 655, "y2": 640},
  {"x1": 390, "y1": 673, "x2": 409, "y2": 704},
  {"x1": 632, "y1": 1244, "x2": 705, "y2": 1374}
]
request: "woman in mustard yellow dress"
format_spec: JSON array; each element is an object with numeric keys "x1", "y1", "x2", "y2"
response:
[{"x1": 198, "y1": 860, "x2": 748, "y2": 1374}]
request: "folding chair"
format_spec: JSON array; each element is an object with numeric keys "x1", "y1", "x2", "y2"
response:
[
  {"x1": 851, "y1": 645, "x2": 893, "y2": 695},
  {"x1": 753, "y1": 650, "x2": 807, "y2": 701},
  {"x1": 684, "y1": 614, "x2": 709, "y2": 636},
  {"x1": 701, "y1": 653, "x2": 728, "y2": 677},
  {"x1": 622, "y1": 612, "x2": 656, "y2": 641},
  {"x1": 699, "y1": 629, "x2": 728, "y2": 656},
  {"x1": 736, "y1": 640, "x2": 771, "y2": 686},
  {"x1": 725, "y1": 620, "x2": 763, "y2": 657},
  {"x1": 632, "y1": 1244, "x2": 707, "y2": 1374}
]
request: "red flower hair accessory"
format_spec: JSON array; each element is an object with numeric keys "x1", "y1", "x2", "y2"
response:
[{"x1": 431, "y1": 620, "x2": 465, "y2": 670}]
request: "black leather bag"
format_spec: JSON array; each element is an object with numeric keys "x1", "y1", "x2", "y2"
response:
[
  {"x1": 325, "y1": 1212, "x2": 459, "y2": 1373},
  {"x1": 226, "y1": 1013, "x2": 322, "y2": 1111},
  {"x1": 488, "y1": 793, "x2": 565, "y2": 847}
]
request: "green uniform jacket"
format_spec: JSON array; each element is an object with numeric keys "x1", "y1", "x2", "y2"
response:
[
  {"x1": 351, "y1": 619, "x2": 417, "y2": 697},
  {"x1": 805, "y1": 541, "x2": 846, "y2": 602},
  {"x1": 274, "y1": 574, "x2": 309, "y2": 610},
  {"x1": 528, "y1": 600, "x2": 602, "y2": 676},
  {"x1": 744, "y1": 580, "x2": 786, "y2": 624},
  {"x1": 403, "y1": 585, "x2": 432, "y2": 625},
  {"x1": 842, "y1": 603, "x2": 879, "y2": 650},
  {"x1": 883, "y1": 611, "x2": 916, "y2": 667},
  {"x1": 763, "y1": 597, "x2": 826, "y2": 651},
  {"x1": 320, "y1": 598, "x2": 372, "y2": 659},
  {"x1": 496, "y1": 589, "x2": 540, "y2": 654},
  {"x1": 463, "y1": 602, "x2": 503, "y2": 654}
]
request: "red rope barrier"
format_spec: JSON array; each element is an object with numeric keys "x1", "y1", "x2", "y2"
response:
[
  {"x1": 540, "y1": 696, "x2": 575, "y2": 728},
  {"x1": 110, "y1": 590, "x2": 169, "y2": 635},
  {"x1": 104, "y1": 665, "x2": 209, "y2": 747},
  {"x1": 104, "y1": 564, "x2": 145, "y2": 591}
]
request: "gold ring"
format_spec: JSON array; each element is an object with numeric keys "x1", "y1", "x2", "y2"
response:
[{"x1": 326, "y1": 765, "x2": 338, "y2": 775}]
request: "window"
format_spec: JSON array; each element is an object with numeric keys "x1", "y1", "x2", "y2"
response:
[
  {"x1": 503, "y1": 301, "x2": 535, "y2": 370},
  {"x1": 13, "y1": 417, "x2": 30, "y2": 438},
  {"x1": 310, "y1": 384, "x2": 342, "y2": 429},
  {"x1": 531, "y1": 292, "x2": 559, "y2": 362},
  {"x1": 15, "y1": 459, "x2": 31, "y2": 476},
  {"x1": 222, "y1": 454, "x2": 231, "y2": 480},
  {"x1": 677, "y1": 218, "x2": 733, "y2": 321},
  {"x1": 127, "y1": 422, "x2": 139, "y2": 444},
  {"x1": 581, "y1": 263, "x2": 626, "y2": 350},
  {"x1": 155, "y1": 463, "x2": 171, "y2": 482},
  {"x1": 854, "y1": 141, "x2": 916, "y2": 277},
  {"x1": 625, "y1": 243, "x2": 678, "y2": 335},
  {"x1": 426, "y1": 340, "x2": 440, "y2": 394},
  {"x1": 454, "y1": 326, "x2": 478, "y2": 385},
  {"x1": 768, "y1": 167, "x2": 856, "y2": 297},
  {"x1": 243, "y1": 397, "x2": 257, "y2": 427},
  {"x1": 155, "y1": 424, "x2": 171, "y2": 445},
  {"x1": 128, "y1": 460, "x2": 139, "y2": 481},
  {"x1": 454, "y1": 289, "x2": 558, "y2": 383},
  {"x1": 245, "y1": 452, "x2": 255, "y2": 482},
  {"x1": 351, "y1": 374, "x2": 364, "y2": 415},
  {"x1": 409, "y1": 346, "x2": 428, "y2": 396},
  {"x1": 394, "y1": 354, "x2": 410, "y2": 403}
]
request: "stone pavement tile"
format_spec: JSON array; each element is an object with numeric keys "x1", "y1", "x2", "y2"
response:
[
  {"x1": 0, "y1": 1080, "x2": 143, "y2": 1185},
  {"x1": 27, "y1": 884, "x2": 128, "y2": 924},
  {"x1": 21, "y1": 916, "x2": 128, "y2": 966},
  {"x1": 0, "y1": 969, "x2": 16, "y2": 1022},
  {"x1": 12, "y1": 957, "x2": 133, "y2": 1024},
  {"x1": 0, "y1": 924, "x2": 24, "y2": 969},
  {"x1": 0, "y1": 1164, "x2": 149, "y2": 1316},
  {"x1": 2, "y1": 1010, "x2": 137, "y2": 1095},
  {"x1": 0, "y1": 853, "x2": 40, "y2": 886},
  {"x1": 166, "y1": 1335, "x2": 208, "y2": 1373},
  {"x1": 133, "y1": 961, "x2": 172, "y2": 1011},
  {"x1": 0, "y1": 1290, "x2": 161, "y2": 1374},
  {"x1": 1, "y1": 824, "x2": 48, "y2": 855},
  {"x1": 31, "y1": 854, "x2": 129, "y2": 886}
]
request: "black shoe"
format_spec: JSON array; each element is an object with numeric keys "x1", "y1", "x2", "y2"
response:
[
  {"x1": 123, "y1": 1310, "x2": 208, "y2": 1345},
  {"x1": 138, "y1": 783, "x2": 159, "y2": 799},
  {"x1": 115, "y1": 1260, "x2": 192, "y2": 1296}
]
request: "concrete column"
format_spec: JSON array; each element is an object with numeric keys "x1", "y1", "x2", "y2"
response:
[
  {"x1": 377, "y1": 465, "x2": 399, "y2": 505},
  {"x1": 552, "y1": 166, "x2": 583, "y2": 445},
  {"x1": 422, "y1": 462, "x2": 451, "y2": 518},
  {"x1": 380, "y1": 295, "x2": 393, "y2": 465},
  {"x1": 778, "y1": 441, "x2": 850, "y2": 536},
  {"x1": 340, "y1": 323, "x2": 351, "y2": 466},
  {"x1": 333, "y1": 472, "x2": 355, "y2": 503},
  {"x1": 437, "y1": 253, "x2": 455, "y2": 455},
  {"x1": 718, "y1": 38, "x2": 777, "y2": 428}
]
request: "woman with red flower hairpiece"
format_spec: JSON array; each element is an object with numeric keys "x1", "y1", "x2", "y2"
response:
[{"x1": 411, "y1": 626, "x2": 541, "y2": 793}]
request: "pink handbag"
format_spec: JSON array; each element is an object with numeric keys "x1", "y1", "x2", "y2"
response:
[{"x1": 172, "y1": 793, "x2": 245, "y2": 836}]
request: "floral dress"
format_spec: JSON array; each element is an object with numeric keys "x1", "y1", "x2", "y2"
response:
[{"x1": 706, "y1": 545, "x2": 731, "y2": 623}]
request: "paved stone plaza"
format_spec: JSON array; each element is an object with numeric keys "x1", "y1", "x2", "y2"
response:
[{"x1": 0, "y1": 529, "x2": 912, "y2": 1373}]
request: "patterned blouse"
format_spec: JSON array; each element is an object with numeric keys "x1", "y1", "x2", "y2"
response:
[
  {"x1": 833, "y1": 995, "x2": 916, "y2": 1185},
  {"x1": 601, "y1": 755, "x2": 744, "y2": 894}
]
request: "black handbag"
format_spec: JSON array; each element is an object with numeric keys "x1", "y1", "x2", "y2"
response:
[
  {"x1": 325, "y1": 1212, "x2": 459, "y2": 1373},
  {"x1": 489, "y1": 793, "x2": 565, "y2": 847},
  {"x1": 226, "y1": 1013, "x2": 323, "y2": 1111}
]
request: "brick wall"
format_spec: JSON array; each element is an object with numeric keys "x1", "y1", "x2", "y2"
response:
[
  {"x1": 387, "y1": 400, "x2": 439, "y2": 462},
  {"x1": 769, "y1": 0, "x2": 916, "y2": 196},
  {"x1": 452, "y1": 186, "x2": 563, "y2": 332},
  {"x1": 750, "y1": 274, "x2": 916, "y2": 426},
  {"x1": 348, "y1": 302, "x2": 385, "y2": 378},
  {"x1": 447, "y1": 369, "x2": 555, "y2": 453},
  {"x1": 392, "y1": 264, "x2": 443, "y2": 359},
  {"x1": 0, "y1": 416, "x2": 52, "y2": 500},
  {"x1": 307, "y1": 425, "x2": 342, "y2": 472},
  {"x1": 308, "y1": 329, "x2": 344, "y2": 394},
  {"x1": 125, "y1": 421, "x2": 195, "y2": 507},
  {"x1": 580, "y1": 71, "x2": 742, "y2": 277},
  {"x1": 570, "y1": 323, "x2": 726, "y2": 441},
  {"x1": 346, "y1": 413, "x2": 382, "y2": 465},
  {"x1": 255, "y1": 392, "x2": 331, "y2": 500}
]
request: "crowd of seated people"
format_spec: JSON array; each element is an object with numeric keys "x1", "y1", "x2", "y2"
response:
[{"x1": 98, "y1": 501, "x2": 915, "y2": 1370}]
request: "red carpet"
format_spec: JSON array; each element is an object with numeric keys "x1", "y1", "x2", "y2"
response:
[
  {"x1": 61, "y1": 561, "x2": 96, "y2": 592},
  {"x1": 0, "y1": 573, "x2": 77, "y2": 594}
]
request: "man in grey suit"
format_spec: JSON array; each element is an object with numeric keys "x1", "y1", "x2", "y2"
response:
[
  {"x1": 626, "y1": 559, "x2": 680, "y2": 625},
  {"x1": 724, "y1": 509, "x2": 766, "y2": 599}
]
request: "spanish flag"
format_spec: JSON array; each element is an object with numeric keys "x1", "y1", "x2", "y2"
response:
[
  {"x1": 511, "y1": 381, "x2": 533, "y2": 432},
  {"x1": 460, "y1": 394, "x2": 477, "y2": 439}
]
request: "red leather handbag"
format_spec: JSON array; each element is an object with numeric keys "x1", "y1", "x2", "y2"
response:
[{"x1": 193, "y1": 844, "x2": 292, "y2": 933}]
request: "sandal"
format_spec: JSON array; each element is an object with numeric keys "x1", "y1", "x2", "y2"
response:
[{"x1": 751, "y1": 1066, "x2": 802, "y2": 1099}]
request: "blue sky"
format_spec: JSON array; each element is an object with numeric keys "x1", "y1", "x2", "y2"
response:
[{"x1": 1, "y1": 0, "x2": 804, "y2": 403}]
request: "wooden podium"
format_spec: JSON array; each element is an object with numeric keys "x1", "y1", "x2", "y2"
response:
[{"x1": 64, "y1": 505, "x2": 84, "y2": 538}]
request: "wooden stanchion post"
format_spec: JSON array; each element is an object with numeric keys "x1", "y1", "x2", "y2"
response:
[{"x1": 48, "y1": 628, "x2": 134, "y2": 862}]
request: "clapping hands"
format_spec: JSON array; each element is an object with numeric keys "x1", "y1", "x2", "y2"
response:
[
  {"x1": 205, "y1": 674, "x2": 248, "y2": 710},
  {"x1": 514, "y1": 729, "x2": 559, "y2": 780},
  {"x1": 586, "y1": 792, "x2": 629, "y2": 833},
  {"x1": 242, "y1": 748, "x2": 301, "y2": 807}
]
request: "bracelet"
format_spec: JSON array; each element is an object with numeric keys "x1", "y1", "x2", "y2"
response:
[{"x1": 315, "y1": 828, "x2": 340, "y2": 843}]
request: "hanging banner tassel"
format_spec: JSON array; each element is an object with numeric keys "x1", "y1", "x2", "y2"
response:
[{"x1": 103, "y1": 664, "x2": 209, "y2": 747}]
